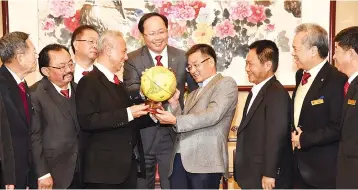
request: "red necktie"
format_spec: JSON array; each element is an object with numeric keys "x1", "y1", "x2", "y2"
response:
[
  {"x1": 301, "y1": 72, "x2": 311, "y2": 85},
  {"x1": 113, "y1": 75, "x2": 121, "y2": 85},
  {"x1": 155, "y1": 55, "x2": 163, "y2": 66},
  {"x1": 344, "y1": 81, "x2": 350, "y2": 96},
  {"x1": 60, "y1": 89, "x2": 70, "y2": 98},
  {"x1": 82, "y1": 71, "x2": 90, "y2": 76},
  {"x1": 18, "y1": 82, "x2": 30, "y2": 123}
]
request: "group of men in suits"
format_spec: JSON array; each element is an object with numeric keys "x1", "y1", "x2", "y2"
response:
[{"x1": 234, "y1": 23, "x2": 358, "y2": 189}]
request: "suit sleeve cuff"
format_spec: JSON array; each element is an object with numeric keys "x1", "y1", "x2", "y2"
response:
[
  {"x1": 127, "y1": 107, "x2": 134, "y2": 122},
  {"x1": 38, "y1": 173, "x2": 51, "y2": 180}
]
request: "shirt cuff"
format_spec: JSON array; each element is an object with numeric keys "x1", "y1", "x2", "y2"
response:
[
  {"x1": 127, "y1": 107, "x2": 134, "y2": 122},
  {"x1": 139, "y1": 90, "x2": 146, "y2": 100},
  {"x1": 38, "y1": 173, "x2": 51, "y2": 180}
]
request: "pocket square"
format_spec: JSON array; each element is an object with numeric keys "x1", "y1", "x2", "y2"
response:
[
  {"x1": 348, "y1": 99, "x2": 356, "y2": 105},
  {"x1": 311, "y1": 99, "x2": 324, "y2": 106}
]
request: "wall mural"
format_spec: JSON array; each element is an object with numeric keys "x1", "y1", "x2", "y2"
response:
[{"x1": 38, "y1": 0, "x2": 302, "y2": 86}]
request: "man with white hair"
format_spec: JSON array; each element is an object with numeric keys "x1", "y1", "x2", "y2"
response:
[{"x1": 75, "y1": 30, "x2": 155, "y2": 188}]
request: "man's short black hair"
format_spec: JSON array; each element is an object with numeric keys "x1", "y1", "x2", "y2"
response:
[
  {"x1": 248, "y1": 40, "x2": 279, "y2": 72},
  {"x1": 38, "y1": 44, "x2": 70, "y2": 76},
  {"x1": 138, "y1": 12, "x2": 168, "y2": 34},
  {"x1": 70, "y1": 25, "x2": 98, "y2": 54}
]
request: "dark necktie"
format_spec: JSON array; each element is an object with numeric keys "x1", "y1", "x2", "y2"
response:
[
  {"x1": 113, "y1": 75, "x2": 121, "y2": 85},
  {"x1": 344, "y1": 81, "x2": 350, "y2": 96},
  {"x1": 155, "y1": 55, "x2": 163, "y2": 66},
  {"x1": 60, "y1": 89, "x2": 70, "y2": 98},
  {"x1": 18, "y1": 82, "x2": 30, "y2": 123},
  {"x1": 82, "y1": 71, "x2": 90, "y2": 76},
  {"x1": 301, "y1": 72, "x2": 311, "y2": 85}
]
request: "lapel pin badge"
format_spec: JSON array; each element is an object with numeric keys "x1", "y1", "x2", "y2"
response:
[{"x1": 321, "y1": 78, "x2": 324, "y2": 82}]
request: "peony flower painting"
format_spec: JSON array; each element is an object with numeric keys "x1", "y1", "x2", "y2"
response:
[{"x1": 38, "y1": 0, "x2": 302, "y2": 86}]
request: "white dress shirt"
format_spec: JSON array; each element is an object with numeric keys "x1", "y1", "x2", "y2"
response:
[
  {"x1": 294, "y1": 60, "x2": 326, "y2": 128},
  {"x1": 96, "y1": 63, "x2": 133, "y2": 122},
  {"x1": 6, "y1": 66, "x2": 24, "y2": 84},
  {"x1": 148, "y1": 46, "x2": 168, "y2": 68},
  {"x1": 348, "y1": 72, "x2": 358, "y2": 84},
  {"x1": 50, "y1": 82, "x2": 72, "y2": 98},
  {"x1": 73, "y1": 63, "x2": 93, "y2": 83},
  {"x1": 247, "y1": 75, "x2": 274, "y2": 114}
]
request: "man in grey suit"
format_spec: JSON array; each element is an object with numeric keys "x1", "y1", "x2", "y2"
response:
[
  {"x1": 123, "y1": 12, "x2": 197, "y2": 189},
  {"x1": 30, "y1": 44, "x2": 82, "y2": 189},
  {"x1": 154, "y1": 44, "x2": 238, "y2": 189}
]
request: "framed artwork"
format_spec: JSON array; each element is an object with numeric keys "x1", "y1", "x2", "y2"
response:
[{"x1": 4, "y1": 0, "x2": 336, "y2": 90}]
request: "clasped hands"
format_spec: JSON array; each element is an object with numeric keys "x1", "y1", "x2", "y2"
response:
[{"x1": 291, "y1": 127, "x2": 303, "y2": 149}]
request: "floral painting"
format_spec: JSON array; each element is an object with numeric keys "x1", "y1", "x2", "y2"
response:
[{"x1": 38, "y1": 0, "x2": 302, "y2": 86}]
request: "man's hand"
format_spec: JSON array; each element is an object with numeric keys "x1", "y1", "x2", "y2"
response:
[
  {"x1": 5, "y1": 185, "x2": 14, "y2": 190},
  {"x1": 262, "y1": 176, "x2": 275, "y2": 190},
  {"x1": 291, "y1": 127, "x2": 303, "y2": 149},
  {"x1": 38, "y1": 176, "x2": 53, "y2": 190},
  {"x1": 154, "y1": 109, "x2": 177, "y2": 125},
  {"x1": 129, "y1": 104, "x2": 149, "y2": 118},
  {"x1": 168, "y1": 89, "x2": 180, "y2": 109}
]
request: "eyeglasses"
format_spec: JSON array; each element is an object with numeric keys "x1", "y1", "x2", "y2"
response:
[
  {"x1": 76, "y1": 39, "x2": 97, "y2": 46},
  {"x1": 143, "y1": 30, "x2": 168, "y2": 38},
  {"x1": 48, "y1": 62, "x2": 76, "y2": 72},
  {"x1": 186, "y1": 58, "x2": 210, "y2": 72}
]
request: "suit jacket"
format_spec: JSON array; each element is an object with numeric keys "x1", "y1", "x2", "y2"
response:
[
  {"x1": 234, "y1": 76, "x2": 293, "y2": 189},
  {"x1": 292, "y1": 62, "x2": 347, "y2": 188},
  {"x1": 170, "y1": 74, "x2": 237, "y2": 177},
  {"x1": 0, "y1": 65, "x2": 33, "y2": 188},
  {"x1": 76, "y1": 67, "x2": 154, "y2": 184},
  {"x1": 123, "y1": 45, "x2": 198, "y2": 153},
  {"x1": 29, "y1": 78, "x2": 80, "y2": 189},
  {"x1": 336, "y1": 76, "x2": 358, "y2": 188}
]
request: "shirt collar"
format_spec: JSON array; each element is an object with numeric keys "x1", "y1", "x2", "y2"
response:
[
  {"x1": 348, "y1": 71, "x2": 358, "y2": 84},
  {"x1": 148, "y1": 46, "x2": 168, "y2": 61},
  {"x1": 95, "y1": 62, "x2": 116, "y2": 83},
  {"x1": 304, "y1": 59, "x2": 326, "y2": 78},
  {"x1": 251, "y1": 75, "x2": 274, "y2": 95},
  {"x1": 198, "y1": 73, "x2": 218, "y2": 88},
  {"x1": 50, "y1": 81, "x2": 71, "y2": 95},
  {"x1": 74, "y1": 62, "x2": 93, "y2": 73},
  {"x1": 6, "y1": 66, "x2": 24, "y2": 84}
]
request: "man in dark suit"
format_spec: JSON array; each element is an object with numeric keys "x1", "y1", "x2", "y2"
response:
[
  {"x1": 76, "y1": 30, "x2": 155, "y2": 189},
  {"x1": 333, "y1": 26, "x2": 358, "y2": 188},
  {"x1": 291, "y1": 23, "x2": 347, "y2": 188},
  {"x1": 30, "y1": 44, "x2": 83, "y2": 189},
  {"x1": 0, "y1": 31, "x2": 38, "y2": 189},
  {"x1": 234, "y1": 40, "x2": 293, "y2": 189},
  {"x1": 123, "y1": 12, "x2": 197, "y2": 189}
]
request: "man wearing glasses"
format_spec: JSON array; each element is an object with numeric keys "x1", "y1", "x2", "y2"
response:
[
  {"x1": 70, "y1": 25, "x2": 99, "y2": 83},
  {"x1": 30, "y1": 44, "x2": 82, "y2": 189},
  {"x1": 154, "y1": 44, "x2": 238, "y2": 189},
  {"x1": 123, "y1": 12, "x2": 198, "y2": 189}
]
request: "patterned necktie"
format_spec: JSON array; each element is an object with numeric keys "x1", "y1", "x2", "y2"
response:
[
  {"x1": 301, "y1": 72, "x2": 311, "y2": 85},
  {"x1": 82, "y1": 71, "x2": 90, "y2": 76},
  {"x1": 113, "y1": 75, "x2": 121, "y2": 85},
  {"x1": 155, "y1": 55, "x2": 163, "y2": 66},
  {"x1": 344, "y1": 81, "x2": 350, "y2": 96},
  {"x1": 18, "y1": 82, "x2": 30, "y2": 123},
  {"x1": 60, "y1": 89, "x2": 70, "y2": 98}
]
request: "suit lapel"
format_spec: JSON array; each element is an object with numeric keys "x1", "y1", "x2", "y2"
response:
[
  {"x1": 341, "y1": 76, "x2": 358, "y2": 123},
  {"x1": 298, "y1": 62, "x2": 330, "y2": 125},
  {"x1": 238, "y1": 77, "x2": 276, "y2": 133},
  {"x1": 68, "y1": 82, "x2": 81, "y2": 132},
  {"x1": 1, "y1": 66, "x2": 28, "y2": 126},
  {"x1": 43, "y1": 78, "x2": 73, "y2": 122},
  {"x1": 167, "y1": 46, "x2": 179, "y2": 73},
  {"x1": 140, "y1": 46, "x2": 155, "y2": 69},
  {"x1": 94, "y1": 67, "x2": 123, "y2": 105},
  {"x1": 184, "y1": 74, "x2": 223, "y2": 113}
]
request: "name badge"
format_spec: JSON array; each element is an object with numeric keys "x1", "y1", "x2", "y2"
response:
[
  {"x1": 311, "y1": 99, "x2": 324, "y2": 106},
  {"x1": 348, "y1": 99, "x2": 356, "y2": 105}
]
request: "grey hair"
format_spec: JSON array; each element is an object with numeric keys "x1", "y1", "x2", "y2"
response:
[
  {"x1": 295, "y1": 23, "x2": 329, "y2": 58},
  {"x1": 0, "y1": 31, "x2": 29, "y2": 64},
  {"x1": 97, "y1": 30, "x2": 124, "y2": 53}
]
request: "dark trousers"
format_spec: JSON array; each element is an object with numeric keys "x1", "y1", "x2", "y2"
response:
[
  {"x1": 293, "y1": 166, "x2": 317, "y2": 189},
  {"x1": 68, "y1": 171, "x2": 84, "y2": 189},
  {"x1": 86, "y1": 160, "x2": 137, "y2": 189},
  {"x1": 170, "y1": 154, "x2": 222, "y2": 189},
  {"x1": 138, "y1": 129, "x2": 173, "y2": 189}
]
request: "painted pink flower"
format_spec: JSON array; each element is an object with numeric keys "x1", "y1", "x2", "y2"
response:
[
  {"x1": 169, "y1": 22, "x2": 187, "y2": 38},
  {"x1": 63, "y1": 10, "x2": 80, "y2": 32},
  {"x1": 130, "y1": 23, "x2": 141, "y2": 40},
  {"x1": 265, "y1": 24, "x2": 275, "y2": 31},
  {"x1": 149, "y1": 0, "x2": 167, "y2": 7},
  {"x1": 42, "y1": 18, "x2": 55, "y2": 32},
  {"x1": 158, "y1": 2, "x2": 172, "y2": 16},
  {"x1": 247, "y1": 5, "x2": 267, "y2": 24},
  {"x1": 215, "y1": 19, "x2": 236, "y2": 39},
  {"x1": 49, "y1": 0, "x2": 76, "y2": 18},
  {"x1": 168, "y1": 5, "x2": 196, "y2": 21},
  {"x1": 229, "y1": 1, "x2": 252, "y2": 20},
  {"x1": 189, "y1": 1, "x2": 206, "y2": 17}
]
